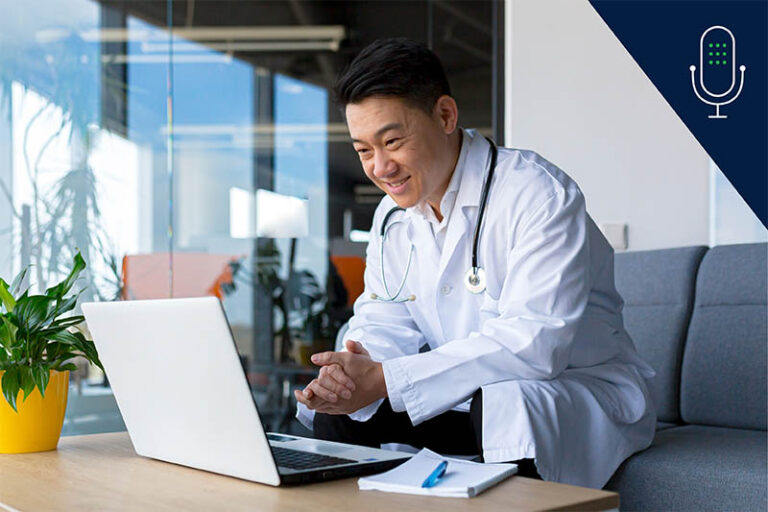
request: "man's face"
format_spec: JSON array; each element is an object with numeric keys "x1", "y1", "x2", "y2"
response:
[{"x1": 346, "y1": 96, "x2": 455, "y2": 210}]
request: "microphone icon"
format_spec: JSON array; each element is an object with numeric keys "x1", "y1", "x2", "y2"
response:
[{"x1": 689, "y1": 25, "x2": 746, "y2": 119}]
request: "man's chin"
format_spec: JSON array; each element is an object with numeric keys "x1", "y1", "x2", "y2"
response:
[{"x1": 387, "y1": 194, "x2": 418, "y2": 209}]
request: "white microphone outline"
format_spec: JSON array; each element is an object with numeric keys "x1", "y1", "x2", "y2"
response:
[{"x1": 689, "y1": 25, "x2": 746, "y2": 119}]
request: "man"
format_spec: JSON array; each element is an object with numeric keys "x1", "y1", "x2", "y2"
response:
[{"x1": 294, "y1": 38, "x2": 656, "y2": 488}]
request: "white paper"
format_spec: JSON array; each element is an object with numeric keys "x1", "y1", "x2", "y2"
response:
[{"x1": 358, "y1": 448, "x2": 517, "y2": 498}]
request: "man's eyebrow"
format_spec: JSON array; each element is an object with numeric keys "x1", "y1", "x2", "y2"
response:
[{"x1": 351, "y1": 122, "x2": 403, "y2": 144}]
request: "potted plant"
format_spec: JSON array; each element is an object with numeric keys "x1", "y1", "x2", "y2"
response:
[{"x1": 0, "y1": 252, "x2": 103, "y2": 453}]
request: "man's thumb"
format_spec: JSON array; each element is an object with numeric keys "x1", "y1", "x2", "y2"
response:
[{"x1": 345, "y1": 340, "x2": 369, "y2": 355}]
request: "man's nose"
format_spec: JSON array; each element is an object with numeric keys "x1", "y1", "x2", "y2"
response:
[{"x1": 372, "y1": 151, "x2": 396, "y2": 179}]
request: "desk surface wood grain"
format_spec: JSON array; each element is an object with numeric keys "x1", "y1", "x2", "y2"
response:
[{"x1": 0, "y1": 433, "x2": 618, "y2": 512}]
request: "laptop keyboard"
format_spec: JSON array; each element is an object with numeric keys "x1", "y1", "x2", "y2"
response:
[{"x1": 271, "y1": 446, "x2": 357, "y2": 470}]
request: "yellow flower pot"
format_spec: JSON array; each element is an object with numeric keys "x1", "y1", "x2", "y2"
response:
[{"x1": 0, "y1": 370, "x2": 69, "y2": 454}]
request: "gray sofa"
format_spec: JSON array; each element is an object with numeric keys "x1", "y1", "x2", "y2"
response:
[{"x1": 606, "y1": 243, "x2": 767, "y2": 511}]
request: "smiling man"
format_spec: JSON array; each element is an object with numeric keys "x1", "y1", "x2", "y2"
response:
[{"x1": 294, "y1": 38, "x2": 657, "y2": 488}]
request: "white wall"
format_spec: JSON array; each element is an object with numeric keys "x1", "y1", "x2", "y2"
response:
[{"x1": 504, "y1": 0, "x2": 711, "y2": 251}]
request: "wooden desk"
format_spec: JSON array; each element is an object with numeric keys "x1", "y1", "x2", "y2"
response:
[{"x1": 0, "y1": 433, "x2": 619, "y2": 511}]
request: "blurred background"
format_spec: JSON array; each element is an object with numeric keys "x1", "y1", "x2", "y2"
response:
[
  {"x1": 0, "y1": 0, "x2": 763, "y2": 438},
  {"x1": 0, "y1": 0, "x2": 501, "y2": 437}
]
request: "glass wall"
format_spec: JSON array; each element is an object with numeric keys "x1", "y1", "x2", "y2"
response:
[{"x1": 0, "y1": 0, "x2": 501, "y2": 436}]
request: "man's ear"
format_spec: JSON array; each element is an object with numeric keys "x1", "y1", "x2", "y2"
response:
[{"x1": 433, "y1": 95, "x2": 459, "y2": 134}]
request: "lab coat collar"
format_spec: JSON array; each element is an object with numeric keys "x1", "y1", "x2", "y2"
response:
[
  {"x1": 402, "y1": 128, "x2": 488, "y2": 222},
  {"x1": 433, "y1": 129, "x2": 491, "y2": 278},
  {"x1": 453, "y1": 128, "x2": 491, "y2": 211},
  {"x1": 399, "y1": 128, "x2": 492, "y2": 261}
]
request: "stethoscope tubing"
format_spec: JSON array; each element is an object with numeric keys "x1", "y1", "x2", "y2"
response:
[
  {"x1": 472, "y1": 137, "x2": 498, "y2": 271},
  {"x1": 374, "y1": 136, "x2": 499, "y2": 302},
  {"x1": 378, "y1": 218, "x2": 414, "y2": 303}
]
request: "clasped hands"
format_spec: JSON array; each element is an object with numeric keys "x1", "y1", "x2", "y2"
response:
[{"x1": 294, "y1": 340, "x2": 387, "y2": 415}]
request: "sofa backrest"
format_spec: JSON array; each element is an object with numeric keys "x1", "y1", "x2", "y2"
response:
[
  {"x1": 614, "y1": 246, "x2": 707, "y2": 423},
  {"x1": 680, "y1": 243, "x2": 768, "y2": 430}
]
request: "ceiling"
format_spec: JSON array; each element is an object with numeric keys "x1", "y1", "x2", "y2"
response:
[{"x1": 96, "y1": 0, "x2": 498, "y2": 216}]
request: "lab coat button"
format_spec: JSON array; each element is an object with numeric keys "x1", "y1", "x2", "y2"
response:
[{"x1": 440, "y1": 285, "x2": 453, "y2": 295}]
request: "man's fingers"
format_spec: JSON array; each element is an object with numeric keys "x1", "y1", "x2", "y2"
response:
[
  {"x1": 294, "y1": 389, "x2": 325, "y2": 410},
  {"x1": 318, "y1": 366, "x2": 353, "y2": 399},
  {"x1": 294, "y1": 386, "x2": 355, "y2": 415},
  {"x1": 345, "y1": 339, "x2": 369, "y2": 356},
  {"x1": 325, "y1": 364, "x2": 356, "y2": 392},
  {"x1": 311, "y1": 351, "x2": 344, "y2": 366},
  {"x1": 306, "y1": 379, "x2": 339, "y2": 403},
  {"x1": 294, "y1": 389, "x2": 311, "y2": 407}
]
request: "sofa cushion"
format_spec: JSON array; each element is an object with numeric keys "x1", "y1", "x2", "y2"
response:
[
  {"x1": 606, "y1": 425, "x2": 767, "y2": 511},
  {"x1": 680, "y1": 243, "x2": 767, "y2": 430},
  {"x1": 614, "y1": 246, "x2": 707, "y2": 422}
]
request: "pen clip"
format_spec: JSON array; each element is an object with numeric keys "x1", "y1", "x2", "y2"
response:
[{"x1": 421, "y1": 460, "x2": 448, "y2": 488}]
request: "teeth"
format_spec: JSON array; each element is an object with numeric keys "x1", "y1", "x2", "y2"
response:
[{"x1": 389, "y1": 178, "x2": 408, "y2": 187}]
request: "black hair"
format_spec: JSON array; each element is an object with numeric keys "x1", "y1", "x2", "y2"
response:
[{"x1": 334, "y1": 38, "x2": 452, "y2": 115}]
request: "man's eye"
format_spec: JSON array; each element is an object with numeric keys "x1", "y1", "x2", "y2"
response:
[
  {"x1": 356, "y1": 148, "x2": 370, "y2": 157},
  {"x1": 385, "y1": 138, "x2": 400, "y2": 147}
]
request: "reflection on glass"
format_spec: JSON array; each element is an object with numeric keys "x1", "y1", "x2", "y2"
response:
[
  {"x1": 274, "y1": 73, "x2": 329, "y2": 366},
  {"x1": 0, "y1": 0, "x2": 499, "y2": 437},
  {"x1": 0, "y1": 0, "x2": 157, "y2": 435}
]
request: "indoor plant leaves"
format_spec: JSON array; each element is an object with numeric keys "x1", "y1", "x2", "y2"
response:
[{"x1": 0, "y1": 252, "x2": 103, "y2": 412}]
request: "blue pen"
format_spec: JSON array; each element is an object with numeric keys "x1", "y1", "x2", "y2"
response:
[{"x1": 421, "y1": 460, "x2": 448, "y2": 488}]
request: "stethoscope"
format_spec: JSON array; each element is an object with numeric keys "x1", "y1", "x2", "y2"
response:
[{"x1": 371, "y1": 136, "x2": 498, "y2": 303}]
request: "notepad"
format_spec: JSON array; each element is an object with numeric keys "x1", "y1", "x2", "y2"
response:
[{"x1": 358, "y1": 448, "x2": 517, "y2": 498}]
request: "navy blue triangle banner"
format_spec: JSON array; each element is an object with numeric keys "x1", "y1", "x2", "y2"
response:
[{"x1": 590, "y1": 0, "x2": 767, "y2": 226}]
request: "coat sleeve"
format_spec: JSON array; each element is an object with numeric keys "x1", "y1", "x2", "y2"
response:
[
  {"x1": 381, "y1": 186, "x2": 591, "y2": 425},
  {"x1": 338, "y1": 204, "x2": 425, "y2": 421}
]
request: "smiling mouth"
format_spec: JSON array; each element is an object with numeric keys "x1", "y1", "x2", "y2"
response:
[{"x1": 384, "y1": 176, "x2": 410, "y2": 189}]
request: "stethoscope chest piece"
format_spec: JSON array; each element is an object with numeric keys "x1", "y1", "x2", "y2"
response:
[{"x1": 464, "y1": 267, "x2": 487, "y2": 294}]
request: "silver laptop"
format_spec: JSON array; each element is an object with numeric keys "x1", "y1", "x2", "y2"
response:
[{"x1": 82, "y1": 297, "x2": 409, "y2": 485}]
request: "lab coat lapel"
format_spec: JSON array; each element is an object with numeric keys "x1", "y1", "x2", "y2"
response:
[
  {"x1": 403, "y1": 208, "x2": 445, "y2": 342},
  {"x1": 436, "y1": 133, "x2": 487, "y2": 278}
]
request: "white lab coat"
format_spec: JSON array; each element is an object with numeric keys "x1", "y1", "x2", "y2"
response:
[{"x1": 298, "y1": 129, "x2": 656, "y2": 488}]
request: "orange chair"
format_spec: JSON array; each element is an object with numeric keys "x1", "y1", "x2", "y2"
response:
[
  {"x1": 121, "y1": 253, "x2": 244, "y2": 300},
  {"x1": 330, "y1": 255, "x2": 366, "y2": 307}
]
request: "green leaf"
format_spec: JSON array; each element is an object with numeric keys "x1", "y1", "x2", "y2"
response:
[
  {"x1": 43, "y1": 341, "x2": 66, "y2": 362},
  {"x1": 14, "y1": 295, "x2": 54, "y2": 334},
  {"x1": 0, "y1": 315, "x2": 17, "y2": 348},
  {"x1": 9, "y1": 266, "x2": 29, "y2": 295},
  {"x1": 47, "y1": 352, "x2": 77, "y2": 370},
  {"x1": 40, "y1": 315, "x2": 85, "y2": 334},
  {"x1": 56, "y1": 363, "x2": 77, "y2": 372},
  {"x1": 0, "y1": 278, "x2": 15, "y2": 313},
  {"x1": 18, "y1": 366, "x2": 35, "y2": 401},
  {"x1": 52, "y1": 293, "x2": 83, "y2": 318},
  {"x1": 46, "y1": 329, "x2": 80, "y2": 346},
  {"x1": 45, "y1": 252, "x2": 86, "y2": 299},
  {"x1": 31, "y1": 364, "x2": 49, "y2": 398},
  {"x1": 47, "y1": 330, "x2": 102, "y2": 370},
  {"x1": 1, "y1": 366, "x2": 20, "y2": 412}
]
